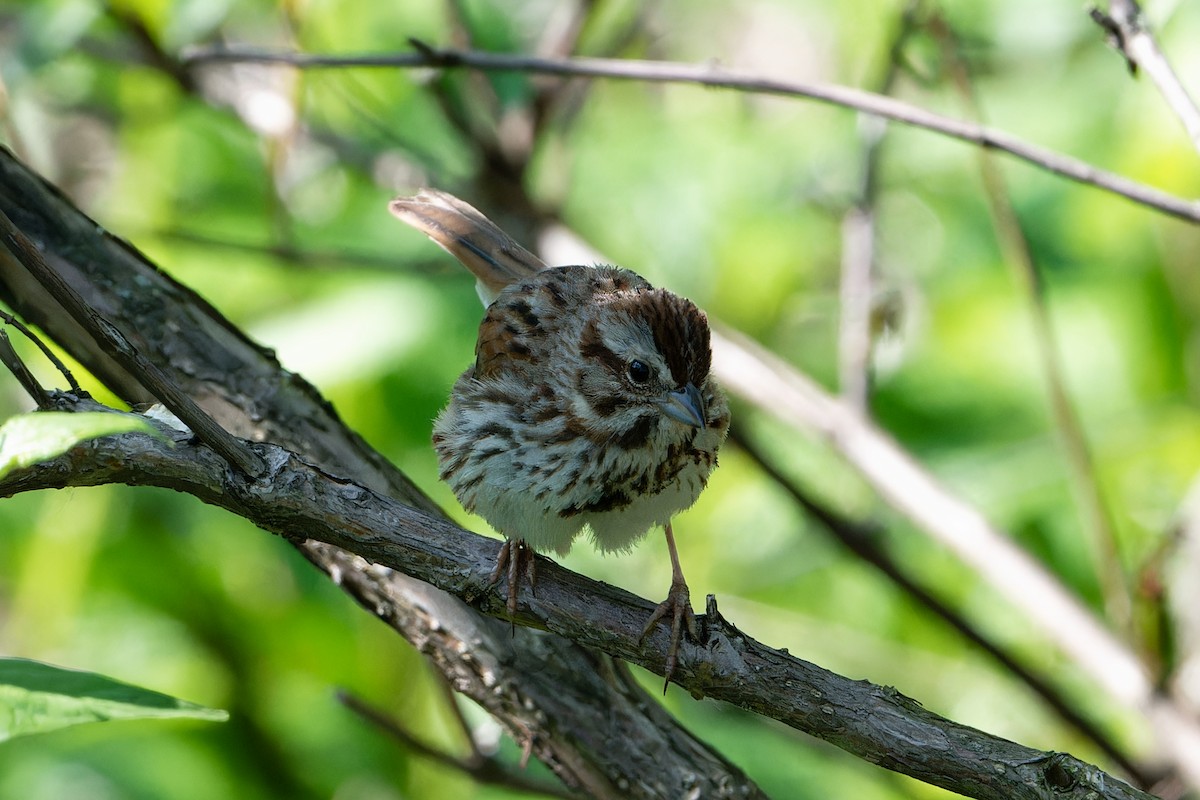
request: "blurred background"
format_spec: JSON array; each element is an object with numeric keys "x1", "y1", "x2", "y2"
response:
[{"x1": 3, "y1": 0, "x2": 1200, "y2": 797}]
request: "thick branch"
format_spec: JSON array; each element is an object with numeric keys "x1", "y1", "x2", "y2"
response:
[
  {"x1": 179, "y1": 43, "x2": 1200, "y2": 224},
  {"x1": 0, "y1": 398, "x2": 1159, "y2": 800}
]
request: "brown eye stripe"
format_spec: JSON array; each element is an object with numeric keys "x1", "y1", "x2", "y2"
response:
[
  {"x1": 587, "y1": 392, "x2": 623, "y2": 417},
  {"x1": 598, "y1": 289, "x2": 712, "y2": 388}
]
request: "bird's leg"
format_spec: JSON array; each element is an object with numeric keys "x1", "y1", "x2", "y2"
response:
[
  {"x1": 487, "y1": 539, "x2": 537, "y2": 616},
  {"x1": 640, "y1": 521, "x2": 698, "y2": 690}
]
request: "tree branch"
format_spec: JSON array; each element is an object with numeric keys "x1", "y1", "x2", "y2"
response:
[
  {"x1": 177, "y1": 42, "x2": 1200, "y2": 224},
  {"x1": 0, "y1": 395, "x2": 1159, "y2": 800},
  {"x1": 0, "y1": 307, "x2": 81, "y2": 393},
  {"x1": 0, "y1": 210, "x2": 265, "y2": 478},
  {"x1": 0, "y1": 329, "x2": 50, "y2": 408},
  {"x1": 931, "y1": 12, "x2": 1132, "y2": 637},
  {"x1": 836, "y1": 0, "x2": 923, "y2": 410}
]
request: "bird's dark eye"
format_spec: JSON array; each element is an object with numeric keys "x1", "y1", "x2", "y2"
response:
[{"x1": 627, "y1": 359, "x2": 651, "y2": 383}]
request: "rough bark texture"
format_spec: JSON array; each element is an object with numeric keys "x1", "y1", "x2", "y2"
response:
[{"x1": 0, "y1": 145, "x2": 1159, "y2": 800}]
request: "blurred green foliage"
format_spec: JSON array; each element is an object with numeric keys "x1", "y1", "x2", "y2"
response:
[{"x1": 3, "y1": 0, "x2": 1200, "y2": 797}]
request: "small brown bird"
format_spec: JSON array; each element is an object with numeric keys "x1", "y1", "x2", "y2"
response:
[{"x1": 390, "y1": 190, "x2": 729, "y2": 684}]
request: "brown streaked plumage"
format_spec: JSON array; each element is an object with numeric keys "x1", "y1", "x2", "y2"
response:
[{"x1": 390, "y1": 189, "x2": 730, "y2": 686}]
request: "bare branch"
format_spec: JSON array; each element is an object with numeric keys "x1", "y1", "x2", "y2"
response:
[
  {"x1": 837, "y1": 1, "x2": 925, "y2": 409},
  {"x1": 0, "y1": 396, "x2": 1159, "y2": 800},
  {"x1": 931, "y1": 14, "x2": 1132, "y2": 634},
  {"x1": 0, "y1": 329, "x2": 50, "y2": 407},
  {"x1": 730, "y1": 428, "x2": 1150, "y2": 784},
  {"x1": 178, "y1": 42, "x2": 1200, "y2": 223},
  {"x1": 0, "y1": 308, "x2": 81, "y2": 392}
]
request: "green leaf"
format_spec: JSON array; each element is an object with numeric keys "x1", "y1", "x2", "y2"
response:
[
  {"x1": 0, "y1": 658, "x2": 228, "y2": 743},
  {"x1": 0, "y1": 411, "x2": 161, "y2": 479}
]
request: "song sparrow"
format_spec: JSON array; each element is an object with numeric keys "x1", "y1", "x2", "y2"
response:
[{"x1": 389, "y1": 190, "x2": 729, "y2": 685}]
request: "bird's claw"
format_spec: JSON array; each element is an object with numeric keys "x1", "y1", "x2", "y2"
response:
[
  {"x1": 488, "y1": 539, "x2": 536, "y2": 616},
  {"x1": 641, "y1": 578, "x2": 698, "y2": 691}
]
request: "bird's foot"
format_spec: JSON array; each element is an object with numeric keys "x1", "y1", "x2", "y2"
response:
[
  {"x1": 641, "y1": 577, "x2": 698, "y2": 691},
  {"x1": 488, "y1": 539, "x2": 536, "y2": 616}
]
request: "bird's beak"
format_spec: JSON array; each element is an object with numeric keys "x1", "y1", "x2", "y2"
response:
[{"x1": 659, "y1": 383, "x2": 707, "y2": 429}]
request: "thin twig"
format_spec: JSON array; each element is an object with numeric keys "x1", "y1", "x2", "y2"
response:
[
  {"x1": 1091, "y1": 0, "x2": 1200, "y2": 157},
  {"x1": 931, "y1": 14, "x2": 1132, "y2": 634},
  {"x1": 179, "y1": 43, "x2": 1200, "y2": 223},
  {"x1": 0, "y1": 329, "x2": 51, "y2": 408},
  {"x1": 337, "y1": 691, "x2": 576, "y2": 800},
  {"x1": 0, "y1": 308, "x2": 81, "y2": 391},
  {"x1": 432, "y1": 671, "x2": 486, "y2": 765}
]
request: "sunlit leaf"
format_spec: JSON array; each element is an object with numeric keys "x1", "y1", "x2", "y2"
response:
[
  {"x1": 0, "y1": 658, "x2": 228, "y2": 743},
  {"x1": 0, "y1": 411, "x2": 161, "y2": 479}
]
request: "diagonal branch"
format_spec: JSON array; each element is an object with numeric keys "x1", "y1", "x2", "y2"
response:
[
  {"x1": 178, "y1": 42, "x2": 1200, "y2": 223},
  {"x1": 0, "y1": 395, "x2": 1160, "y2": 800},
  {"x1": 0, "y1": 209, "x2": 265, "y2": 478},
  {"x1": 0, "y1": 308, "x2": 81, "y2": 393},
  {"x1": 0, "y1": 329, "x2": 50, "y2": 408}
]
